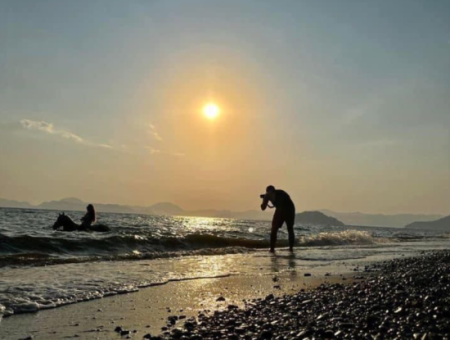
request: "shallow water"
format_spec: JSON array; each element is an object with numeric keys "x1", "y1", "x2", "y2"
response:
[{"x1": 0, "y1": 207, "x2": 448, "y2": 317}]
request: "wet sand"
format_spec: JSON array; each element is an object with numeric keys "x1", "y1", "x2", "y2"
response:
[
  {"x1": 150, "y1": 251, "x2": 450, "y2": 340},
  {"x1": 6, "y1": 247, "x2": 442, "y2": 340},
  {"x1": 4, "y1": 251, "x2": 449, "y2": 340},
  {"x1": 0, "y1": 271, "x2": 352, "y2": 340}
]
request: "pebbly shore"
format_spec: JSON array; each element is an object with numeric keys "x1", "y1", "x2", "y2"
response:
[{"x1": 137, "y1": 251, "x2": 450, "y2": 340}]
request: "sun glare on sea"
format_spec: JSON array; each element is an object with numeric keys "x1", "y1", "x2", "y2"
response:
[{"x1": 203, "y1": 103, "x2": 220, "y2": 120}]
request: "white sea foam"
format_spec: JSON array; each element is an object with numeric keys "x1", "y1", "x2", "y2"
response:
[
  {"x1": 300, "y1": 230, "x2": 383, "y2": 246},
  {"x1": 3, "y1": 240, "x2": 450, "y2": 317}
]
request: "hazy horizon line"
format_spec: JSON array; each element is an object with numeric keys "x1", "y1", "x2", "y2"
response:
[{"x1": 0, "y1": 195, "x2": 447, "y2": 217}]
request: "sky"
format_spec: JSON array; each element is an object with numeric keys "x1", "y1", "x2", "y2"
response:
[{"x1": 0, "y1": 0, "x2": 449, "y2": 214}]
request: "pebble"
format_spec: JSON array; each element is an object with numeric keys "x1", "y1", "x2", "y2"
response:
[{"x1": 151, "y1": 251, "x2": 450, "y2": 340}]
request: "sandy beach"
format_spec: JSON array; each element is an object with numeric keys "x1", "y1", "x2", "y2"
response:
[
  {"x1": 3, "y1": 250, "x2": 450, "y2": 340},
  {"x1": 0, "y1": 269, "x2": 352, "y2": 340},
  {"x1": 150, "y1": 251, "x2": 450, "y2": 340}
]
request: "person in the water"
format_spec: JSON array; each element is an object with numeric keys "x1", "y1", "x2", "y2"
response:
[
  {"x1": 80, "y1": 204, "x2": 96, "y2": 230},
  {"x1": 260, "y1": 185, "x2": 296, "y2": 252}
]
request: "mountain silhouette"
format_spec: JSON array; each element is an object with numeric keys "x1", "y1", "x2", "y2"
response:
[
  {"x1": 405, "y1": 215, "x2": 450, "y2": 231},
  {"x1": 320, "y1": 209, "x2": 443, "y2": 228},
  {"x1": 0, "y1": 198, "x2": 34, "y2": 209},
  {"x1": 0, "y1": 197, "x2": 270, "y2": 220},
  {"x1": 144, "y1": 202, "x2": 185, "y2": 216},
  {"x1": 296, "y1": 211, "x2": 344, "y2": 226},
  {"x1": 1, "y1": 197, "x2": 445, "y2": 226}
]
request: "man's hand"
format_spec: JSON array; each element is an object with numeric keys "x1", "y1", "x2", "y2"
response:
[{"x1": 261, "y1": 192, "x2": 272, "y2": 211}]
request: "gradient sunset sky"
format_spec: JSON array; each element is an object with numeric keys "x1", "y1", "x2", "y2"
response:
[{"x1": 1, "y1": 0, "x2": 449, "y2": 214}]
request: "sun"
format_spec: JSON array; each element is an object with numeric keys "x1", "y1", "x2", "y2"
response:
[{"x1": 203, "y1": 103, "x2": 220, "y2": 120}]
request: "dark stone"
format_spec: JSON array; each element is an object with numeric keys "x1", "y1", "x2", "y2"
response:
[
  {"x1": 265, "y1": 294, "x2": 275, "y2": 301},
  {"x1": 260, "y1": 329, "x2": 273, "y2": 339},
  {"x1": 297, "y1": 329, "x2": 313, "y2": 339}
]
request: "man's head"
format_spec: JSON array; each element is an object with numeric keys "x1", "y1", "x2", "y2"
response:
[{"x1": 266, "y1": 185, "x2": 275, "y2": 194}]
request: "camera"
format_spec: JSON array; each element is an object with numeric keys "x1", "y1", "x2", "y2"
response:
[{"x1": 260, "y1": 194, "x2": 265, "y2": 199}]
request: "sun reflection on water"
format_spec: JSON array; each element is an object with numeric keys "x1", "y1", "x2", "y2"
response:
[{"x1": 173, "y1": 216, "x2": 235, "y2": 233}]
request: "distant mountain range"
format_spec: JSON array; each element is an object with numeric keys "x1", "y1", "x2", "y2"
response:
[
  {"x1": 0, "y1": 197, "x2": 272, "y2": 221},
  {"x1": 0, "y1": 197, "x2": 446, "y2": 228},
  {"x1": 405, "y1": 215, "x2": 450, "y2": 231},
  {"x1": 0, "y1": 198, "x2": 34, "y2": 210},
  {"x1": 320, "y1": 209, "x2": 444, "y2": 228},
  {"x1": 296, "y1": 211, "x2": 344, "y2": 226}
]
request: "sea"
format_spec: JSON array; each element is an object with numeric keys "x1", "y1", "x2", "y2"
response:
[{"x1": 1, "y1": 207, "x2": 449, "y2": 318}]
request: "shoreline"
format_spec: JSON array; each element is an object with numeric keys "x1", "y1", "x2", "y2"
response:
[
  {"x1": 0, "y1": 269, "x2": 356, "y2": 340},
  {"x1": 2, "y1": 250, "x2": 449, "y2": 339},
  {"x1": 154, "y1": 250, "x2": 450, "y2": 340}
]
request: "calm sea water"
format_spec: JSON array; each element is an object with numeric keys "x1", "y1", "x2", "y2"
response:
[{"x1": 0, "y1": 207, "x2": 449, "y2": 317}]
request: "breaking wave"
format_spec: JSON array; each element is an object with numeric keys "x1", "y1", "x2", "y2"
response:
[
  {"x1": 0, "y1": 230, "x2": 390, "y2": 268},
  {"x1": 300, "y1": 230, "x2": 383, "y2": 246}
]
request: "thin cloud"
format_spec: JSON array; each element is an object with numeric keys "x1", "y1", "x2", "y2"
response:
[
  {"x1": 20, "y1": 119, "x2": 112, "y2": 149},
  {"x1": 20, "y1": 119, "x2": 83, "y2": 143},
  {"x1": 145, "y1": 146, "x2": 161, "y2": 155},
  {"x1": 145, "y1": 124, "x2": 184, "y2": 157},
  {"x1": 97, "y1": 143, "x2": 113, "y2": 149},
  {"x1": 145, "y1": 146, "x2": 184, "y2": 157},
  {"x1": 149, "y1": 124, "x2": 163, "y2": 141}
]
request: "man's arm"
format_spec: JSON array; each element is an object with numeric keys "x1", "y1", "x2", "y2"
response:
[{"x1": 261, "y1": 195, "x2": 269, "y2": 211}]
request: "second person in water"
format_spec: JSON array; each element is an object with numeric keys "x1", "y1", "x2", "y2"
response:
[
  {"x1": 80, "y1": 204, "x2": 96, "y2": 230},
  {"x1": 261, "y1": 185, "x2": 296, "y2": 252}
]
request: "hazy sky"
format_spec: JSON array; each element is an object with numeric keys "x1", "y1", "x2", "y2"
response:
[{"x1": 1, "y1": 0, "x2": 449, "y2": 214}]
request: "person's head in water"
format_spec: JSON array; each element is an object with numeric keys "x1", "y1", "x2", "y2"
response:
[
  {"x1": 86, "y1": 204, "x2": 96, "y2": 222},
  {"x1": 266, "y1": 185, "x2": 275, "y2": 194}
]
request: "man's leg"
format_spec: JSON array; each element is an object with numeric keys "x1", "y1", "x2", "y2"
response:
[
  {"x1": 270, "y1": 209, "x2": 284, "y2": 252},
  {"x1": 286, "y1": 210, "x2": 296, "y2": 251}
]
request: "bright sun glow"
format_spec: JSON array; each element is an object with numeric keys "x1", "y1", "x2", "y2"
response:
[{"x1": 203, "y1": 103, "x2": 220, "y2": 120}]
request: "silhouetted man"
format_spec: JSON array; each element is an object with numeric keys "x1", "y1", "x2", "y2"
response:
[{"x1": 261, "y1": 185, "x2": 295, "y2": 252}]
